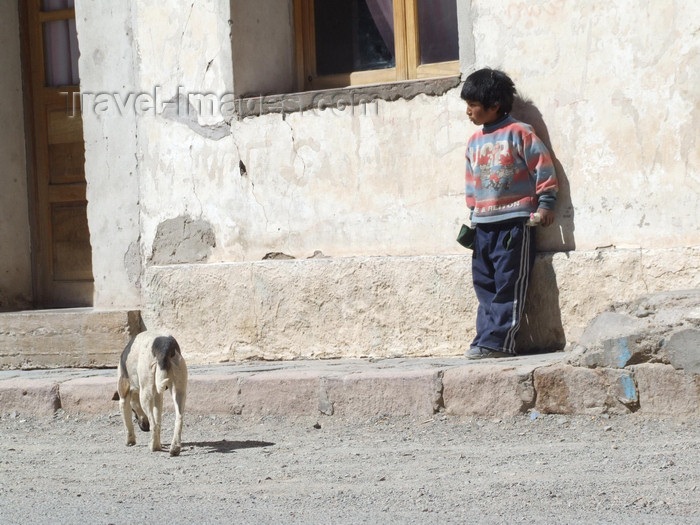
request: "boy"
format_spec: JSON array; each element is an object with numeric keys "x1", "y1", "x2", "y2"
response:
[{"x1": 461, "y1": 68, "x2": 558, "y2": 359}]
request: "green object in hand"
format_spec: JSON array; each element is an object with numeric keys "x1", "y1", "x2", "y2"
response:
[{"x1": 457, "y1": 224, "x2": 476, "y2": 249}]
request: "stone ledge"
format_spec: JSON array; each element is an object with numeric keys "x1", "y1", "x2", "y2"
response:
[
  {"x1": 0, "y1": 309, "x2": 143, "y2": 370},
  {"x1": 2, "y1": 358, "x2": 697, "y2": 419},
  {"x1": 236, "y1": 77, "x2": 461, "y2": 118},
  {"x1": 632, "y1": 363, "x2": 700, "y2": 417},
  {"x1": 442, "y1": 364, "x2": 536, "y2": 417},
  {"x1": 534, "y1": 364, "x2": 638, "y2": 415},
  {"x1": 144, "y1": 248, "x2": 700, "y2": 363},
  {"x1": 0, "y1": 378, "x2": 60, "y2": 416}
]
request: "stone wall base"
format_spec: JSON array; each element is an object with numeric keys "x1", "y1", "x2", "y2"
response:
[
  {"x1": 0, "y1": 309, "x2": 143, "y2": 369},
  {"x1": 144, "y1": 247, "x2": 700, "y2": 364}
]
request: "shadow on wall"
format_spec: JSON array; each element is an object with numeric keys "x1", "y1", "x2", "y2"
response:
[
  {"x1": 512, "y1": 96, "x2": 575, "y2": 253},
  {"x1": 511, "y1": 96, "x2": 573, "y2": 353},
  {"x1": 516, "y1": 253, "x2": 566, "y2": 353}
]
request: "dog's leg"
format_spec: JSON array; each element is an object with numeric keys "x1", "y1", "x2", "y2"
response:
[
  {"x1": 139, "y1": 389, "x2": 161, "y2": 452},
  {"x1": 150, "y1": 391, "x2": 164, "y2": 452},
  {"x1": 169, "y1": 386, "x2": 186, "y2": 457},
  {"x1": 130, "y1": 391, "x2": 149, "y2": 432},
  {"x1": 120, "y1": 397, "x2": 136, "y2": 446},
  {"x1": 118, "y1": 378, "x2": 135, "y2": 446}
]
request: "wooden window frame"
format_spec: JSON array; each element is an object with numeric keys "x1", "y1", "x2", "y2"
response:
[{"x1": 294, "y1": 0, "x2": 460, "y2": 91}]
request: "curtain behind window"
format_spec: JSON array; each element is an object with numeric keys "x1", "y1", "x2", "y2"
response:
[
  {"x1": 367, "y1": 0, "x2": 459, "y2": 65},
  {"x1": 365, "y1": 0, "x2": 395, "y2": 55},
  {"x1": 417, "y1": 0, "x2": 459, "y2": 64},
  {"x1": 42, "y1": 0, "x2": 79, "y2": 87}
]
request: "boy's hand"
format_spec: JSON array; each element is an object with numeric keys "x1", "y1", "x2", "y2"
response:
[{"x1": 536, "y1": 208, "x2": 555, "y2": 227}]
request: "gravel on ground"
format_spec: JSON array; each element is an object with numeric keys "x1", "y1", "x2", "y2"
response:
[{"x1": 0, "y1": 411, "x2": 698, "y2": 524}]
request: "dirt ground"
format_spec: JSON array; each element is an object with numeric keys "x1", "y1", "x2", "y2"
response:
[{"x1": 0, "y1": 410, "x2": 698, "y2": 524}]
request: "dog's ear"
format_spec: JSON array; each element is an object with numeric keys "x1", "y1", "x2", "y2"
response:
[{"x1": 112, "y1": 391, "x2": 120, "y2": 401}]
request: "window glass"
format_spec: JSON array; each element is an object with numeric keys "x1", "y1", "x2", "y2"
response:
[
  {"x1": 417, "y1": 0, "x2": 459, "y2": 64},
  {"x1": 314, "y1": 0, "x2": 395, "y2": 75},
  {"x1": 41, "y1": 0, "x2": 75, "y2": 11},
  {"x1": 43, "y1": 19, "x2": 80, "y2": 86}
]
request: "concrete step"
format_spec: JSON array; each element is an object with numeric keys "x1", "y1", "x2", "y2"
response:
[
  {"x1": 1, "y1": 354, "x2": 697, "y2": 419},
  {"x1": 0, "y1": 309, "x2": 142, "y2": 369}
]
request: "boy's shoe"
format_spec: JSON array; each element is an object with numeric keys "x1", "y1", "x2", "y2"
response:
[{"x1": 465, "y1": 346, "x2": 513, "y2": 360}]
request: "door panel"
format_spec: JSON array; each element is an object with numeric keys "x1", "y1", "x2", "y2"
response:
[
  {"x1": 48, "y1": 141, "x2": 85, "y2": 185},
  {"x1": 52, "y1": 203, "x2": 92, "y2": 281},
  {"x1": 22, "y1": 0, "x2": 93, "y2": 307}
]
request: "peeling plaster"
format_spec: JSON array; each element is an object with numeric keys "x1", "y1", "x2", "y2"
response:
[
  {"x1": 150, "y1": 216, "x2": 216, "y2": 265},
  {"x1": 125, "y1": 240, "x2": 143, "y2": 286},
  {"x1": 236, "y1": 76, "x2": 461, "y2": 118},
  {"x1": 76, "y1": 0, "x2": 700, "y2": 313},
  {"x1": 161, "y1": 95, "x2": 231, "y2": 140}
]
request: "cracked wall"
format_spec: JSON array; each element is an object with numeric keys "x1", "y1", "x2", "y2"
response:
[
  {"x1": 134, "y1": 0, "x2": 699, "y2": 270},
  {"x1": 75, "y1": 1, "x2": 142, "y2": 308},
  {"x1": 77, "y1": 0, "x2": 700, "y2": 318}
]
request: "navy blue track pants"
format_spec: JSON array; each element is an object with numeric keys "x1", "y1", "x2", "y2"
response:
[{"x1": 471, "y1": 220, "x2": 535, "y2": 354}]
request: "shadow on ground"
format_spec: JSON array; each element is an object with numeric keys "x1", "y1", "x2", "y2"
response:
[{"x1": 183, "y1": 440, "x2": 275, "y2": 454}]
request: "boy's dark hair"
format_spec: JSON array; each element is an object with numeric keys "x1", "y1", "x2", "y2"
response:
[{"x1": 460, "y1": 68, "x2": 516, "y2": 116}]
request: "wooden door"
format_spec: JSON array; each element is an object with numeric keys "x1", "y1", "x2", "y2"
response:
[{"x1": 21, "y1": 0, "x2": 93, "y2": 307}]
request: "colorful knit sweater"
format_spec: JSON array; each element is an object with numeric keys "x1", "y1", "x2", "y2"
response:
[{"x1": 465, "y1": 115, "x2": 558, "y2": 224}]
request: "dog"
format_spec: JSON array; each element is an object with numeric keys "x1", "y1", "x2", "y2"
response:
[{"x1": 117, "y1": 332, "x2": 188, "y2": 456}]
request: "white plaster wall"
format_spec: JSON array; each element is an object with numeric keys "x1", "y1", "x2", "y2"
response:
[
  {"x1": 75, "y1": 0, "x2": 142, "y2": 308},
  {"x1": 457, "y1": 0, "x2": 476, "y2": 75},
  {"x1": 0, "y1": 2, "x2": 32, "y2": 311},
  {"x1": 228, "y1": 94, "x2": 469, "y2": 259},
  {"x1": 127, "y1": 0, "x2": 463, "y2": 264},
  {"x1": 133, "y1": 0, "x2": 699, "y2": 270},
  {"x1": 132, "y1": 0, "x2": 234, "y2": 109},
  {"x1": 125, "y1": 2, "x2": 468, "y2": 264},
  {"x1": 134, "y1": 91, "x2": 469, "y2": 263},
  {"x1": 470, "y1": 0, "x2": 700, "y2": 249},
  {"x1": 130, "y1": 0, "x2": 237, "y2": 264},
  {"x1": 77, "y1": 0, "x2": 238, "y2": 309},
  {"x1": 230, "y1": 0, "x2": 295, "y2": 96},
  {"x1": 80, "y1": 0, "x2": 700, "y2": 316}
]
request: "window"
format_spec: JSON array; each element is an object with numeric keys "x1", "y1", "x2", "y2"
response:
[{"x1": 294, "y1": 0, "x2": 460, "y2": 90}]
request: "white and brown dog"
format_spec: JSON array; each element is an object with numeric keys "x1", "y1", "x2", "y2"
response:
[{"x1": 117, "y1": 332, "x2": 187, "y2": 456}]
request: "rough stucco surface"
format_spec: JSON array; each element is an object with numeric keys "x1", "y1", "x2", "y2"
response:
[
  {"x1": 0, "y1": 3, "x2": 32, "y2": 311},
  {"x1": 75, "y1": 2, "x2": 142, "y2": 308},
  {"x1": 149, "y1": 216, "x2": 216, "y2": 265},
  {"x1": 136, "y1": 90, "x2": 470, "y2": 267},
  {"x1": 143, "y1": 247, "x2": 700, "y2": 363},
  {"x1": 471, "y1": 0, "x2": 700, "y2": 249},
  {"x1": 126, "y1": 0, "x2": 699, "y2": 273},
  {"x1": 74, "y1": 0, "x2": 700, "y2": 364},
  {"x1": 230, "y1": 0, "x2": 295, "y2": 97}
]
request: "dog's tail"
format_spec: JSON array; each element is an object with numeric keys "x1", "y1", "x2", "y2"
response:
[{"x1": 152, "y1": 335, "x2": 181, "y2": 394}]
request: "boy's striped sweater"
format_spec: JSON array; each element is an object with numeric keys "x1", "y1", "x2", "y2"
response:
[{"x1": 465, "y1": 114, "x2": 558, "y2": 224}]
